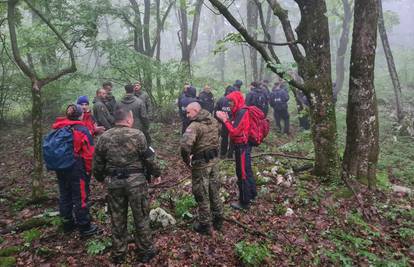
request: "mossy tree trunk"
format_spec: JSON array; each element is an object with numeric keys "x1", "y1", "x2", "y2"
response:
[
  {"x1": 343, "y1": 0, "x2": 379, "y2": 188},
  {"x1": 31, "y1": 83, "x2": 44, "y2": 199}
]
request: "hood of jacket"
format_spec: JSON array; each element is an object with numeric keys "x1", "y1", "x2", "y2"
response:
[
  {"x1": 52, "y1": 117, "x2": 86, "y2": 129},
  {"x1": 185, "y1": 86, "x2": 197, "y2": 98},
  {"x1": 226, "y1": 91, "x2": 245, "y2": 114},
  {"x1": 121, "y1": 94, "x2": 137, "y2": 104},
  {"x1": 192, "y1": 109, "x2": 214, "y2": 124}
]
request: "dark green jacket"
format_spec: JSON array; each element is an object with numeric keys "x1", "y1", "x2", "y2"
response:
[
  {"x1": 93, "y1": 97, "x2": 114, "y2": 130},
  {"x1": 117, "y1": 94, "x2": 149, "y2": 131}
]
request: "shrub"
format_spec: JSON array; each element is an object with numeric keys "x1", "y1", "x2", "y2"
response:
[{"x1": 235, "y1": 241, "x2": 272, "y2": 267}]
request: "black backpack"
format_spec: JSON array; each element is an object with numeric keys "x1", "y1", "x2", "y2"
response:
[{"x1": 252, "y1": 90, "x2": 267, "y2": 110}]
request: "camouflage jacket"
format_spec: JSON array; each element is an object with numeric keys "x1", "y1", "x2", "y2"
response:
[
  {"x1": 117, "y1": 94, "x2": 149, "y2": 131},
  {"x1": 180, "y1": 109, "x2": 220, "y2": 166},
  {"x1": 93, "y1": 97, "x2": 114, "y2": 130},
  {"x1": 93, "y1": 125, "x2": 161, "y2": 182}
]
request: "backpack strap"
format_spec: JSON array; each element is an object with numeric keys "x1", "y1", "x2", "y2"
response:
[{"x1": 71, "y1": 124, "x2": 94, "y2": 145}]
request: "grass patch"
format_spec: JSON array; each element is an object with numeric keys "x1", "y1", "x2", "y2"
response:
[
  {"x1": 175, "y1": 194, "x2": 197, "y2": 219},
  {"x1": 235, "y1": 241, "x2": 272, "y2": 267}
]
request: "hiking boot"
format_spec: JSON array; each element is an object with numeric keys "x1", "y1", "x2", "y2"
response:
[
  {"x1": 62, "y1": 220, "x2": 76, "y2": 234},
  {"x1": 79, "y1": 224, "x2": 102, "y2": 238},
  {"x1": 212, "y1": 216, "x2": 223, "y2": 231},
  {"x1": 138, "y1": 248, "x2": 158, "y2": 263},
  {"x1": 111, "y1": 253, "x2": 126, "y2": 264},
  {"x1": 193, "y1": 222, "x2": 211, "y2": 235},
  {"x1": 230, "y1": 201, "x2": 249, "y2": 210}
]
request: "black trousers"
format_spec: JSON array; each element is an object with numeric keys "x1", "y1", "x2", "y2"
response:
[
  {"x1": 220, "y1": 125, "x2": 234, "y2": 158},
  {"x1": 56, "y1": 159, "x2": 91, "y2": 227},
  {"x1": 274, "y1": 109, "x2": 290, "y2": 134},
  {"x1": 234, "y1": 144, "x2": 257, "y2": 205}
]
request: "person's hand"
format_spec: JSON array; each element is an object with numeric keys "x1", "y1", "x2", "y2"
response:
[
  {"x1": 216, "y1": 111, "x2": 229, "y2": 122},
  {"x1": 95, "y1": 126, "x2": 105, "y2": 134},
  {"x1": 153, "y1": 176, "x2": 162, "y2": 185}
]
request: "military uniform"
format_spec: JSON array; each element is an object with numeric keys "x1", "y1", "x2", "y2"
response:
[
  {"x1": 135, "y1": 91, "x2": 152, "y2": 118},
  {"x1": 93, "y1": 126, "x2": 161, "y2": 261},
  {"x1": 180, "y1": 109, "x2": 223, "y2": 232}
]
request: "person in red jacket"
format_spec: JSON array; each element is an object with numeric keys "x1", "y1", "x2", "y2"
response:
[
  {"x1": 52, "y1": 104, "x2": 101, "y2": 237},
  {"x1": 77, "y1": 96, "x2": 104, "y2": 136},
  {"x1": 216, "y1": 91, "x2": 257, "y2": 209}
]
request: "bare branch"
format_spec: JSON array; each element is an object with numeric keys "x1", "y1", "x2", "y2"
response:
[
  {"x1": 266, "y1": 0, "x2": 305, "y2": 63},
  {"x1": 257, "y1": 40, "x2": 299, "y2": 46},
  {"x1": 207, "y1": 0, "x2": 306, "y2": 91}
]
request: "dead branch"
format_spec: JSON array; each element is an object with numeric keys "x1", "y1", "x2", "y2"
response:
[{"x1": 225, "y1": 152, "x2": 314, "y2": 162}]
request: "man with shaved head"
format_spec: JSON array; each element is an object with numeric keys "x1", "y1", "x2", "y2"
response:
[
  {"x1": 93, "y1": 88, "x2": 114, "y2": 130},
  {"x1": 180, "y1": 102, "x2": 223, "y2": 235}
]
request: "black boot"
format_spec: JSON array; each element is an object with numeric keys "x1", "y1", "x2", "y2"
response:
[
  {"x1": 62, "y1": 220, "x2": 76, "y2": 234},
  {"x1": 138, "y1": 248, "x2": 158, "y2": 263},
  {"x1": 79, "y1": 224, "x2": 102, "y2": 238},
  {"x1": 193, "y1": 222, "x2": 211, "y2": 235},
  {"x1": 212, "y1": 216, "x2": 223, "y2": 231}
]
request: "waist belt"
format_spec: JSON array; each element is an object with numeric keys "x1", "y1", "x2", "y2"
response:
[
  {"x1": 192, "y1": 149, "x2": 218, "y2": 162},
  {"x1": 110, "y1": 168, "x2": 144, "y2": 179}
]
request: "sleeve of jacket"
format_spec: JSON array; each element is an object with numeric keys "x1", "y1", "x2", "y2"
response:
[
  {"x1": 180, "y1": 123, "x2": 197, "y2": 164},
  {"x1": 92, "y1": 136, "x2": 107, "y2": 182},
  {"x1": 139, "y1": 101, "x2": 150, "y2": 129},
  {"x1": 283, "y1": 90, "x2": 290, "y2": 102},
  {"x1": 224, "y1": 109, "x2": 248, "y2": 138},
  {"x1": 94, "y1": 103, "x2": 114, "y2": 130},
  {"x1": 245, "y1": 92, "x2": 253, "y2": 106},
  {"x1": 72, "y1": 129, "x2": 94, "y2": 175},
  {"x1": 136, "y1": 132, "x2": 161, "y2": 177}
]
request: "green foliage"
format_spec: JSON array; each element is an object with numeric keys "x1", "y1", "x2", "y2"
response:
[
  {"x1": 273, "y1": 203, "x2": 287, "y2": 216},
  {"x1": 86, "y1": 238, "x2": 112, "y2": 256},
  {"x1": 21, "y1": 228, "x2": 42, "y2": 244},
  {"x1": 214, "y1": 32, "x2": 244, "y2": 54},
  {"x1": 0, "y1": 256, "x2": 16, "y2": 267},
  {"x1": 234, "y1": 241, "x2": 271, "y2": 267},
  {"x1": 175, "y1": 194, "x2": 197, "y2": 219},
  {"x1": 397, "y1": 227, "x2": 414, "y2": 241},
  {"x1": 0, "y1": 246, "x2": 22, "y2": 257}
]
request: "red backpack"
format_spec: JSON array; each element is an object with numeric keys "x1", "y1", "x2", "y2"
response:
[{"x1": 244, "y1": 106, "x2": 270, "y2": 146}]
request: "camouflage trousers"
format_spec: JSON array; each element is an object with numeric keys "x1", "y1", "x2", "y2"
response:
[
  {"x1": 191, "y1": 160, "x2": 223, "y2": 226},
  {"x1": 107, "y1": 174, "x2": 153, "y2": 257}
]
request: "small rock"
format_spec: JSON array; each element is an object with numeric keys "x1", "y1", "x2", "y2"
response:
[
  {"x1": 285, "y1": 208, "x2": 294, "y2": 216},
  {"x1": 264, "y1": 156, "x2": 274, "y2": 163},
  {"x1": 392, "y1": 185, "x2": 412, "y2": 194},
  {"x1": 276, "y1": 175, "x2": 284, "y2": 185},
  {"x1": 271, "y1": 166, "x2": 279, "y2": 175}
]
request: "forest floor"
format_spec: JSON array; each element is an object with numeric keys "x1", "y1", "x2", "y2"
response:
[{"x1": 0, "y1": 120, "x2": 413, "y2": 267}]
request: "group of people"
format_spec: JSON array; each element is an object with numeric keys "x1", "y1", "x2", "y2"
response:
[{"x1": 47, "y1": 78, "x2": 309, "y2": 264}]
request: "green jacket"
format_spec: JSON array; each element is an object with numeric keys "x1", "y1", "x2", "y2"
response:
[
  {"x1": 117, "y1": 94, "x2": 149, "y2": 131},
  {"x1": 93, "y1": 97, "x2": 114, "y2": 130},
  {"x1": 135, "y1": 91, "x2": 152, "y2": 117}
]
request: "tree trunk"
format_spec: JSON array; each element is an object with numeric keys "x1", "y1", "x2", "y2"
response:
[
  {"x1": 377, "y1": 0, "x2": 403, "y2": 122},
  {"x1": 247, "y1": 0, "x2": 258, "y2": 81},
  {"x1": 334, "y1": 0, "x2": 352, "y2": 99},
  {"x1": 343, "y1": 0, "x2": 379, "y2": 188},
  {"x1": 295, "y1": 0, "x2": 340, "y2": 180},
  {"x1": 31, "y1": 83, "x2": 44, "y2": 199}
]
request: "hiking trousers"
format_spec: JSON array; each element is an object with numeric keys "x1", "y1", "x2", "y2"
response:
[
  {"x1": 274, "y1": 108, "x2": 290, "y2": 134},
  {"x1": 234, "y1": 144, "x2": 257, "y2": 205},
  {"x1": 56, "y1": 158, "x2": 91, "y2": 227},
  {"x1": 220, "y1": 125, "x2": 234, "y2": 158}
]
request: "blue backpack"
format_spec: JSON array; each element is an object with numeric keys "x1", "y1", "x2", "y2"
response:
[{"x1": 43, "y1": 126, "x2": 76, "y2": 171}]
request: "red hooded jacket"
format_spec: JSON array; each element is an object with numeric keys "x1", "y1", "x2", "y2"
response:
[
  {"x1": 52, "y1": 118, "x2": 94, "y2": 174},
  {"x1": 223, "y1": 91, "x2": 250, "y2": 144},
  {"x1": 82, "y1": 111, "x2": 96, "y2": 136}
]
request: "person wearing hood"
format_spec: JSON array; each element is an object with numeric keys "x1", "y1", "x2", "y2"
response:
[
  {"x1": 246, "y1": 81, "x2": 269, "y2": 116},
  {"x1": 198, "y1": 85, "x2": 215, "y2": 114},
  {"x1": 77, "y1": 96, "x2": 104, "y2": 136},
  {"x1": 178, "y1": 85, "x2": 198, "y2": 133},
  {"x1": 215, "y1": 85, "x2": 236, "y2": 158},
  {"x1": 117, "y1": 84, "x2": 151, "y2": 144},
  {"x1": 233, "y1": 79, "x2": 243, "y2": 91},
  {"x1": 103, "y1": 81, "x2": 116, "y2": 116},
  {"x1": 93, "y1": 88, "x2": 115, "y2": 130},
  {"x1": 180, "y1": 102, "x2": 223, "y2": 235},
  {"x1": 216, "y1": 91, "x2": 257, "y2": 210},
  {"x1": 51, "y1": 104, "x2": 101, "y2": 237}
]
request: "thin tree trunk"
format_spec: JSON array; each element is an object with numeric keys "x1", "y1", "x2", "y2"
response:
[
  {"x1": 31, "y1": 85, "x2": 44, "y2": 199},
  {"x1": 343, "y1": 0, "x2": 379, "y2": 188},
  {"x1": 247, "y1": 0, "x2": 258, "y2": 81},
  {"x1": 334, "y1": 0, "x2": 352, "y2": 99},
  {"x1": 377, "y1": 0, "x2": 403, "y2": 122}
]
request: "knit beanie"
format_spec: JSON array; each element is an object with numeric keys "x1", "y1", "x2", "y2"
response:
[{"x1": 77, "y1": 95, "x2": 89, "y2": 105}]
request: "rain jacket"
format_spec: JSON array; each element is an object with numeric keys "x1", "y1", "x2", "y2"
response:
[
  {"x1": 52, "y1": 118, "x2": 94, "y2": 174},
  {"x1": 223, "y1": 91, "x2": 250, "y2": 144},
  {"x1": 117, "y1": 94, "x2": 149, "y2": 131}
]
